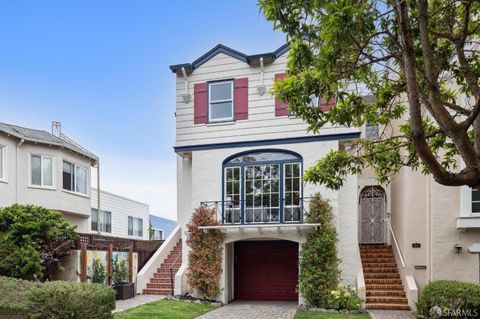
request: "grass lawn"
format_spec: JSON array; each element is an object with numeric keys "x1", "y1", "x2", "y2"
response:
[
  {"x1": 114, "y1": 299, "x2": 217, "y2": 319},
  {"x1": 294, "y1": 309, "x2": 371, "y2": 319}
]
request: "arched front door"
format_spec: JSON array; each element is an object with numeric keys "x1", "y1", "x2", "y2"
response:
[{"x1": 359, "y1": 186, "x2": 387, "y2": 244}]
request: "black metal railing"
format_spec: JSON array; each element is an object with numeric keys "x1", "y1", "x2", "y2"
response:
[{"x1": 200, "y1": 197, "x2": 314, "y2": 225}]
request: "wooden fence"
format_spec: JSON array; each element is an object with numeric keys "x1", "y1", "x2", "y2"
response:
[{"x1": 74, "y1": 233, "x2": 163, "y2": 271}]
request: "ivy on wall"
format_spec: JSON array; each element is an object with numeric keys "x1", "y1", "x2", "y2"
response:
[
  {"x1": 186, "y1": 206, "x2": 225, "y2": 300},
  {"x1": 299, "y1": 194, "x2": 341, "y2": 307}
]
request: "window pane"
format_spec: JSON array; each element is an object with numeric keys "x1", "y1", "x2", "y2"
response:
[
  {"x1": 128, "y1": 217, "x2": 133, "y2": 236},
  {"x1": 137, "y1": 219, "x2": 143, "y2": 237},
  {"x1": 105, "y1": 212, "x2": 112, "y2": 233},
  {"x1": 42, "y1": 157, "x2": 53, "y2": 186},
  {"x1": 31, "y1": 155, "x2": 41, "y2": 185},
  {"x1": 228, "y1": 151, "x2": 300, "y2": 164},
  {"x1": 75, "y1": 166, "x2": 87, "y2": 194},
  {"x1": 91, "y1": 209, "x2": 98, "y2": 231},
  {"x1": 210, "y1": 102, "x2": 233, "y2": 120},
  {"x1": 210, "y1": 82, "x2": 232, "y2": 101},
  {"x1": 472, "y1": 202, "x2": 480, "y2": 213},
  {"x1": 472, "y1": 189, "x2": 480, "y2": 201},
  {"x1": 63, "y1": 162, "x2": 73, "y2": 191}
]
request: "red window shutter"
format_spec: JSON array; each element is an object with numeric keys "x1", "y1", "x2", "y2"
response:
[
  {"x1": 234, "y1": 78, "x2": 248, "y2": 120},
  {"x1": 320, "y1": 96, "x2": 336, "y2": 112},
  {"x1": 275, "y1": 73, "x2": 289, "y2": 116},
  {"x1": 193, "y1": 82, "x2": 207, "y2": 124}
]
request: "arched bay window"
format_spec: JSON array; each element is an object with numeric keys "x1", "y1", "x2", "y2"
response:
[{"x1": 223, "y1": 149, "x2": 303, "y2": 224}]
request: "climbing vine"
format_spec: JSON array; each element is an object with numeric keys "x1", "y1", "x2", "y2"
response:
[
  {"x1": 186, "y1": 206, "x2": 224, "y2": 300},
  {"x1": 299, "y1": 194, "x2": 340, "y2": 307}
]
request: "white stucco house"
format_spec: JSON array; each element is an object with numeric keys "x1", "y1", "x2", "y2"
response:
[
  {"x1": 136, "y1": 42, "x2": 480, "y2": 311},
  {"x1": 0, "y1": 121, "x2": 98, "y2": 232}
]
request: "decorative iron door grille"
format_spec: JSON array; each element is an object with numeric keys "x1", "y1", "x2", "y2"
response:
[{"x1": 359, "y1": 186, "x2": 386, "y2": 244}]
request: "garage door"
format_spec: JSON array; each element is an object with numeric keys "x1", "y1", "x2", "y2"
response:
[{"x1": 234, "y1": 241, "x2": 298, "y2": 301}]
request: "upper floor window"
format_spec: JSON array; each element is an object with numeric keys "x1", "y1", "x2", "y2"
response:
[
  {"x1": 31, "y1": 154, "x2": 53, "y2": 188},
  {"x1": 151, "y1": 229, "x2": 163, "y2": 240},
  {"x1": 472, "y1": 188, "x2": 480, "y2": 214},
  {"x1": 91, "y1": 208, "x2": 111, "y2": 233},
  {"x1": 209, "y1": 81, "x2": 233, "y2": 122},
  {"x1": 0, "y1": 145, "x2": 5, "y2": 181},
  {"x1": 365, "y1": 123, "x2": 379, "y2": 138},
  {"x1": 128, "y1": 216, "x2": 143, "y2": 237},
  {"x1": 63, "y1": 161, "x2": 88, "y2": 195}
]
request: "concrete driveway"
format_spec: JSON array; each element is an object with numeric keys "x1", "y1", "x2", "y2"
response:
[{"x1": 195, "y1": 301, "x2": 298, "y2": 319}]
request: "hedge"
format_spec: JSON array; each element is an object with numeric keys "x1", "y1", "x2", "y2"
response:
[
  {"x1": 417, "y1": 280, "x2": 480, "y2": 318},
  {"x1": 0, "y1": 276, "x2": 116, "y2": 319}
]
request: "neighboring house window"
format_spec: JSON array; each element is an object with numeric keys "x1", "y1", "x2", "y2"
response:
[
  {"x1": 128, "y1": 217, "x2": 143, "y2": 237},
  {"x1": 31, "y1": 154, "x2": 53, "y2": 187},
  {"x1": 152, "y1": 229, "x2": 163, "y2": 240},
  {"x1": 366, "y1": 123, "x2": 379, "y2": 138},
  {"x1": 0, "y1": 145, "x2": 5, "y2": 181},
  {"x1": 223, "y1": 150, "x2": 303, "y2": 224},
  {"x1": 472, "y1": 188, "x2": 480, "y2": 214},
  {"x1": 208, "y1": 81, "x2": 233, "y2": 122},
  {"x1": 63, "y1": 161, "x2": 88, "y2": 195},
  {"x1": 91, "y1": 208, "x2": 111, "y2": 233}
]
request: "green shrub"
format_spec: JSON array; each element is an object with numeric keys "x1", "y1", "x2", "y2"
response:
[
  {"x1": 0, "y1": 276, "x2": 39, "y2": 316},
  {"x1": 326, "y1": 285, "x2": 363, "y2": 311},
  {"x1": 0, "y1": 276, "x2": 116, "y2": 319},
  {"x1": 299, "y1": 194, "x2": 341, "y2": 307},
  {"x1": 91, "y1": 258, "x2": 107, "y2": 284},
  {"x1": 186, "y1": 206, "x2": 224, "y2": 300},
  {"x1": 417, "y1": 280, "x2": 480, "y2": 318},
  {"x1": 28, "y1": 281, "x2": 115, "y2": 319},
  {"x1": 0, "y1": 204, "x2": 77, "y2": 281},
  {"x1": 112, "y1": 259, "x2": 129, "y2": 285}
]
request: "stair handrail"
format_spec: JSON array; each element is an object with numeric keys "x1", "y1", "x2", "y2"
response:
[
  {"x1": 389, "y1": 223, "x2": 406, "y2": 268},
  {"x1": 169, "y1": 249, "x2": 182, "y2": 296}
]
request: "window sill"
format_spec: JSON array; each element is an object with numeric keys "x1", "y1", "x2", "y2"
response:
[
  {"x1": 456, "y1": 216, "x2": 480, "y2": 230},
  {"x1": 90, "y1": 230, "x2": 113, "y2": 236},
  {"x1": 28, "y1": 185, "x2": 56, "y2": 191},
  {"x1": 0, "y1": 179, "x2": 8, "y2": 184},
  {"x1": 206, "y1": 121, "x2": 236, "y2": 127},
  {"x1": 62, "y1": 189, "x2": 90, "y2": 199}
]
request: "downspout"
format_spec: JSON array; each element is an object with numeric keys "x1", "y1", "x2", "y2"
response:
[{"x1": 16, "y1": 139, "x2": 25, "y2": 202}]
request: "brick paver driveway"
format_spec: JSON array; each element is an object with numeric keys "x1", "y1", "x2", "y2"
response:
[{"x1": 195, "y1": 301, "x2": 298, "y2": 319}]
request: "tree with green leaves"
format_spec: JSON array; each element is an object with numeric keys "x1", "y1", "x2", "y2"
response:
[
  {"x1": 259, "y1": 0, "x2": 480, "y2": 189},
  {"x1": 0, "y1": 204, "x2": 77, "y2": 281}
]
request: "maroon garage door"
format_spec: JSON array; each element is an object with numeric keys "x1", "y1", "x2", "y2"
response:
[{"x1": 234, "y1": 240, "x2": 298, "y2": 301}]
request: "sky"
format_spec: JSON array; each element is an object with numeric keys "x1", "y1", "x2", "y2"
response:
[{"x1": 0, "y1": 1, "x2": 285, "y2": 220}]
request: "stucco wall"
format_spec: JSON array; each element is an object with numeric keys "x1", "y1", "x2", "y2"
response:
[{"x1": 176, "y1": 140, "x2": 360, "y2": 301}]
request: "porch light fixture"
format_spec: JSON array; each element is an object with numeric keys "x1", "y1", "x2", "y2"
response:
[
  {"x1": 256, "y1": 57, "x2": 266, "y2": 96},
  {"x1": 454, "y1": 243, "x2": 463, "y2": 254},
  {"x1": 181, "y1": 67, "x2": 191, "y2": 104}
]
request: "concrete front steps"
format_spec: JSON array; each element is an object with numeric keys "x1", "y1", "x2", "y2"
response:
[
  {"x1": 143, "y1": 239, "x2": 182, "y2": 295},
  {"x1": 360, "y1": 244, "x2": 410, "y2": 310}
]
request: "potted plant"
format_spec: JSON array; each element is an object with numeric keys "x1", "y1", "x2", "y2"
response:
[
  {"x1": 112, "y1": 258, "x2": 134, "y2": 300},
  {"x1": 90, "y1": 258, "x2": 107, "y2": 284}
]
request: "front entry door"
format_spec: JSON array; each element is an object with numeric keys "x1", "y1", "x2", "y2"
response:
[{"x1": 359, "y1": 186, "x2": 386, "y2": 244}]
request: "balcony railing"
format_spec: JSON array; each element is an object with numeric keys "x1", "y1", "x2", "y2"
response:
[{"x1": 200, "y1": 197, "x2": 314, "y2": 225}]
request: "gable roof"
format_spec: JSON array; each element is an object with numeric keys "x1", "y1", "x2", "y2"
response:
[
  {"x1": 169, "y1": 43, "x2": 289, "y2": 74},
  {"x1": 0, "y1": 122, "x2": 98, "y2": 164}
]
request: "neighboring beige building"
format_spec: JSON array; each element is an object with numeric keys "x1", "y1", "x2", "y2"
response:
[{"x1": 0, "y1": 122, "x2": 98, "y2": 232}]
